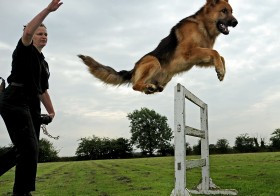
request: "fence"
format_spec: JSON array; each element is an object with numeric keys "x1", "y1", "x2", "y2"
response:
[{"x1": 171, "y1": 83, "x2": 237, "y2": 196}]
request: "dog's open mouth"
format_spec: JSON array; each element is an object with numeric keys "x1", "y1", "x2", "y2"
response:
[{"x1": 217, "y1": 21, "x2": 230, "y2": 35}]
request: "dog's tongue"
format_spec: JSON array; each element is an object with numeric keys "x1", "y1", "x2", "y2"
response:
[{"x1": 220, "y1": 23, "x2": 229, "y2": 34}]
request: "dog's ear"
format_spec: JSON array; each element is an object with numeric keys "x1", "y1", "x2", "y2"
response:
[
  {"x1": 206, "y1": 0, "x2": 217, "y2": 4},
  {"x1": 206, "y1": 0, "x2": 224, "y2": 5}
]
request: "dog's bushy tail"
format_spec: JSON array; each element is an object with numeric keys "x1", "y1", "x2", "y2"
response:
[{"x1": 78, "y1": 55, "x2": 132, "y2": 85}]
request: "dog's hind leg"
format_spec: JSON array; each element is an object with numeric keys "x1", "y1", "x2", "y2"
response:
[{"x1": 132, "y1": 55, "x2": 162, "y2": 94}]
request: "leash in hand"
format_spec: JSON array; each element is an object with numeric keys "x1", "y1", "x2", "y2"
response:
[
  {"x1": 41, "y1": 124, "x2": 60, "y2": 140},
  {"x1": 40, "y1": 114, "x2": 60, "y2": 140}
]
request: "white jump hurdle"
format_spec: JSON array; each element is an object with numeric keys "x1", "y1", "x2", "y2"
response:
[{"x1": 171, "y1": 83, "x2": 238, "y2": 196}]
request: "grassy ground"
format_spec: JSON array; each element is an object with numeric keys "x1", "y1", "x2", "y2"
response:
[{"x1": 0, "y1": 152, "x2": 280, "y2": 196}]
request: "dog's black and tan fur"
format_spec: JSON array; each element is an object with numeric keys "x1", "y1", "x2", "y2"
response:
[{"x1": 78, "y1": 0, "x2": 238, "y2": 94}]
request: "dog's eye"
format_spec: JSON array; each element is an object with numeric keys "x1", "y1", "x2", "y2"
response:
[{"x1": 221, "y1": 8, "x2": 228, "y2": 14}]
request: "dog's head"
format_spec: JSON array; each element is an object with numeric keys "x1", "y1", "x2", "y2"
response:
[{"x1": 205, "y1": 0, "x2": 238, "y2": 35}]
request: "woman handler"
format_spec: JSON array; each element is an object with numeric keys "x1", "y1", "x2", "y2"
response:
[{"x1": 0, "y1": 0, "x2": 62, "y2": 195}]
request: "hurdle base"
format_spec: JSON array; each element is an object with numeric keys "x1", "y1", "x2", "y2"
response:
[
  {"x1": 189, "y1": 189, "x2": 238, "y2": 195},
  {"x1": 171, "y1": 178, "x2": 238, "y2": 196},
  {"x1": 171, "y1": 188, "x2": 238, "y2": 196},
  {"x1": 170, "y1": 188, "x2": 191, "y2": 196}
]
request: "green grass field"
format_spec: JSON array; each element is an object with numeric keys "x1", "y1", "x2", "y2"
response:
[{"x1": 0, "y1": 152, "x2": 280, "y2": 196}]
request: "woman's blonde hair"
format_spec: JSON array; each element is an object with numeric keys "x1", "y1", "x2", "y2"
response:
[{"x1": 23, "y1": 23, "x2": 47, "y2": 30}]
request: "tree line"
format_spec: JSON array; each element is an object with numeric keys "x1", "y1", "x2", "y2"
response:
[
  {"x1": 193, "y1": 129, "x2": 280, "y2": 155},
  {"x1": 74, "y1": 128, "x2": 280, "y2": 160},
  {"x1": 1, "y1": 108, "x2": 280, "y2": 161},
  {"x1": 0, "y1": 138, "x2": 60, "y2": 163}
]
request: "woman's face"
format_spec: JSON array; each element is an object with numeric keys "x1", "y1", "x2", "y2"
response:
[{"x1": 33, "y1": 26, "x2": 48, "y2": 50}]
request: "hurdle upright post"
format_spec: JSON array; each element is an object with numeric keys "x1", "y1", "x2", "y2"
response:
[{"x1": 173, "y1": 83, "x2": 189, "y2": 195}]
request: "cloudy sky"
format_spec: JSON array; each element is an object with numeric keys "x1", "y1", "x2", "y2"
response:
[{"x1": 0, "y1": 0, "x2": 279, "y2": 156}]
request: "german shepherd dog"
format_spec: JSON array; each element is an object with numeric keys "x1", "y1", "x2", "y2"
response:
[{"x1": 78, "y1": 0, "x2": 238, "y2": 94}]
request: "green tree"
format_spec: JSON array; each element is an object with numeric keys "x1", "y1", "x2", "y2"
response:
[
  {"x1": 157, "y1": 143, "x2": 174, "y2": 156},
  {"x1": 127, "y1": 107, "x2": 173, "y2": 156},
  {"x1": 193, "y1": 140, "x2": 201, "y2": 155},
  {"x1": 186, "y1": 142, "x2": 192, "y2": 155},
  {"x1": 209, "y1": 144, "x2": 217, "y2": 154},
  {"x1": 234, "y1": 133, "x2": 256, "y2": 153},
  {"x1": 216, "y1": 138, "x2": 230, "y2": 154},
  {"x1": 76, "y1": 135, "x2": 102, "y2": 160},
  {"x1": 253, "y1": 137, "x2": 260, "y2": 148},
  {"x1": 111, "y1": 138, "x2": 133, "y2": 158},
  {"x1": 270, "y1": 128, "x2": 280, "y2": 150},
  {"x1": 260, "y1": 137, "x2": 267, "y2": 151},
  {"x1": 39, "y1": 138, "x2": 59, "y2": 162},
  {"x1": 76, "y1": 135, "x2": 133, "y2": 160},
  {"x1": 100, "y1": 137, "x2": 113, "y2": 159}
]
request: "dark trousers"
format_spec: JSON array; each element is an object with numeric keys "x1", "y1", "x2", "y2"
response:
[{"x1": 0, "y1": 85, "x2": 41, "y2": 193}]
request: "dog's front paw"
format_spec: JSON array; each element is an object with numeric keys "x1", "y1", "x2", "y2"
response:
[
  {"x1": 216, "y1": 68, "x2": 225, "y2": 81},
  {"x1": 216, "y1": 57, "x2": 226, "y2": 81}
]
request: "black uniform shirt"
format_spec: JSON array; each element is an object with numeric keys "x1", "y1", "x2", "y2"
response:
[{"x1": 7, "y1": 39, "x2": 50, "y2": 96}]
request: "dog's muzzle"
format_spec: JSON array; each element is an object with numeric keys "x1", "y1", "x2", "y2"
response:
[
  {"x1": 229, "y1": 18, "x2": 238, "y2": 27},
  {"x1": 217, "y1": 16, "x2": 238, "y2": 35}
]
